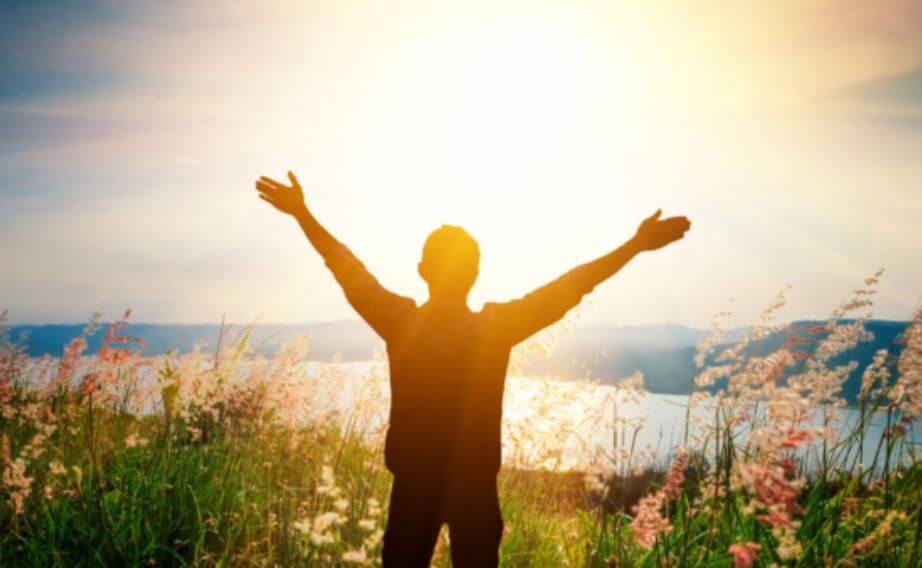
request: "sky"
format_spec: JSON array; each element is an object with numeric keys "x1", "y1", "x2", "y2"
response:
[{"x1": 1, "y1": 0, "x2": 921, "y2": 328}]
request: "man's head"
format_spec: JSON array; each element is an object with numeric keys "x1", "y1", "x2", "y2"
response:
[{"x1": 418, "y1": 225, "x2": 480, "y2": 302}]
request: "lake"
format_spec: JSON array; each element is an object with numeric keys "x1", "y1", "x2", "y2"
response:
[{"x1": 303, "y1": 361, "x2": 909, "y2": 473}]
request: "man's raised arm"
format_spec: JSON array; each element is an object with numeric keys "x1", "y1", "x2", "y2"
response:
[
  {"x1": 255, "y1": 171, "x2": 412, "y2": 339},
  {"x1": 488, "y1": 210, "x2": 691, "y2": 345}
]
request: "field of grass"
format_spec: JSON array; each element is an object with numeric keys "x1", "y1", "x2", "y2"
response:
[{"x1": 1, "y1": 273, "x2": 920, "y2": 566}]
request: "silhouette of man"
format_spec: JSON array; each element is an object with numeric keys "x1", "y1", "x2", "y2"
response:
[{"x1": 255, "y1": 171, "x2": 691, "y2": 567}]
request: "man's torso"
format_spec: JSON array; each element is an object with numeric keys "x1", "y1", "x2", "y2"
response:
[{"x1": 383, "y1": 303, "x2": 512, "y2": 478}]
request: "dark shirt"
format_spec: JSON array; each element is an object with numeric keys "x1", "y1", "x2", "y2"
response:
[{"x1": 323, "y1": 243, "x2": 597, "y2": 478}]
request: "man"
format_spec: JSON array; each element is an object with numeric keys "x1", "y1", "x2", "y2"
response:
[{"x1": 255, "y1": 171, "x2": 691, "y2": 566}]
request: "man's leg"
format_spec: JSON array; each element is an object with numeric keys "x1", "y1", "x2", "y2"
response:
[
  {"x1": 445, "y1": 475, "x2": 504, "y2": 568},
  {"x1": 382, "y1": 475, "x2": 443, "y2": 568}
]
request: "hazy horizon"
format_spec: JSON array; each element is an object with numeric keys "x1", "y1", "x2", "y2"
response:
[{"x1": 3, "y1": 316, "x2": 912, "y2": 327}]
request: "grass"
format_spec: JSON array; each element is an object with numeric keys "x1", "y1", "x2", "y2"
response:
[{"x1": 0, "y1": 273, "x2": 920, "y2": 566}]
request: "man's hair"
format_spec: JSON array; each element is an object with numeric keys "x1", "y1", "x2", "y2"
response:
[{"x1": 420, "y1": 225, "x2": 480, "y2": 288}]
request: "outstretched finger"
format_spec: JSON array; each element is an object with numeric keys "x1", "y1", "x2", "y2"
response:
[
  {"x1": 646, "y1": 209, "x2": 662, "y2": 222},
  {"x1": 673, "y1": 216, "x2": 691, "y2": 231},
  {"x1": 259, "y1": 176, "x2": 288, "y2": 190},
  {"x1": 667, "y1": 217, "x2": 692, "y2": 235},
  {"x1": 255, "y1": 180, "x2": 276, "y2": 193},
  {"x1": 258, "y1": 193, "x2": 279, "y2": 208},
  {"x1": 287, "y1": 170, "x2": 300, "y2": 187}
]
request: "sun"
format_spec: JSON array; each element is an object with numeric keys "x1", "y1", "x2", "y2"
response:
[{"x1": 397, "y1": 25, "x2": 618, "y2": 231}]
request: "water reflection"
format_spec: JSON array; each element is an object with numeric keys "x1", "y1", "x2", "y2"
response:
[{"x1": 306, "y1": 362, "x2": 912, "y2": 473}]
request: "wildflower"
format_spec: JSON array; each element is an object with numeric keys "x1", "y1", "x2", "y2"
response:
[
  {"x1": 662, "y1": 451, "x2": 688, "y2": 499},
  {"x1": 778, "y1": 427, "x2": 811, "y2": 450},
  {"x1": 48, "y1": 460, "x2": 67, "y2": 476},
  {"x1": 774, "y1": 528, "x2": 802, "y2": 560},
  {"x1": 311, "y1": 531, "x2": 334, "y2": 546},
  {"x1": 630, "y1": 493, "x2": 671, "y2": 549},
  {"x1": 694, "y1": 365, "x2": 733, "y2": 388},
  {"x1": 342, "y1": 549, "x2": 368, "y2": 564},
  {"x1": 893, "y1": 306, "x2": 922, "y2": 419},
  {"x1": 293, "y1": 519, "x2": 311, "y2": 535},
  {"x1": 695, "y1": 306, "x2": 733, "y2": 367},
  {"x1": 689, "y1": 391, "x2": 710, "y2": 406},
  {"x1": 125, "y1": 433, "x2": 149, "y2": 448},
  {"x1": 616, "y1": 372, "x2": 646, "y2": 404},
  {"x1": 367, "y1": 497, "x2": 382, "y2": 517},
  {"x1": 583, "y1": 470, "x2": 608, "y2": 495},
  {"x1": 736, "y1": 462, "x2": 803, "y2": 529},
  {"x1": 57, "y1": 337, "x2": 87, "y2": 385},
  {"x1": 860, "y1": 349, "x2": 890, "y2": 400},
  {"x1": 1, "y1": 457, "x2": 31, "y2": 515},
  {"x1": 364, "y1": 528, "x2": 384, "y2": 549},
  {"x1": 80, "y1": 373, "x2": 99, "y2": 395},
  {"x1": 629, "y1": 452, "x2": 688, "y2": 548},
  {"x1": 313, "y1": 511, "x2": 345, "y2": 531},
  {"x1": 841, "y1": 497, "x2": 859, "y2": 518},
  {"x1": 729, "y1": 542, "x2": 760, "y2": 568},
  {"x1": 851, "y1": 510, "x2": 907, "y2": 556},
  {"x1": 358, "y1": 518, "x2": 376, "y2": 531},
  {"x1": 333, "y1": 497, "x2": 349, "y2": 513}
]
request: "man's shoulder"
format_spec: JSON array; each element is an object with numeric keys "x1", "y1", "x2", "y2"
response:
[
  {"x1": 393, "y1": 295, "x2": 419, "y2": 315},
  {"x1": 479, "y1": 297, "x2": 528, "y2": 314},
  {"x1": 477, "y1": 301, "x2": 516, "y2": 329},
  {"x1": 478, "y1": 301, "x2": 504, "y2": 317}
]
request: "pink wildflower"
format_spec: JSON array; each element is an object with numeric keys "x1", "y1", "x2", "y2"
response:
[
  {"x1": 80, "y1": 373, "x2": 99, "y2": 395},
  {"x1": 779, "y1": 427, "x2": 811, "y2": 450},
  {"x1": 737, "y1": 462, "x2": 803, "y2": 529},
  {"x1": 729, "y1": 542, "x2": 761, "y2": 568},
  {"x1": 631, "y1": 493, "x2": 671, "y2": 549},
  {"x1": 57, "y1": 337, "x2": 87, "y2": 385},
  {"x1": 630, "y1": 452, "x2": 689, "y2": 548},
  {"x1": 662, "y1": 451, "x2": 689, "y2": 499}
]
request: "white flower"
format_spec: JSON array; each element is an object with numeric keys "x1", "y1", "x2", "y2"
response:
[
  {"x1": 314, "y1": 511, "x2": 345, "y2": 531},
  {"x1": 364, "y1": 528, "x2": 384, "y2": 549},
  {"x1": 342, "y1": 549, "x2": 368, "y2": 564},
  {"x1": 293, "y1": 519, "x2": 311, "y2": 535},
  {"x1": 334, "y1": 498, "x2": 349, "y2": 513},
  {"x1": 311, "y1": 531, "x2": 334, "y2": 546}
]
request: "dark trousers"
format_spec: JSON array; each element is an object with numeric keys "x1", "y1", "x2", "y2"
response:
[{"x1": 382, "y1": 472, "x2": 504, "y2": 567}]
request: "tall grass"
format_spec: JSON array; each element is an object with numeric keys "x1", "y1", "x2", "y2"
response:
[{"x1": 0, "y1": 272, "x2": 920, "y2": 566}]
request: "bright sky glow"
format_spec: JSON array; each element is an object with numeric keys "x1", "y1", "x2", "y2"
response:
[{"x1": 1, "y1": 1, "x2": 920, "y2": 326}]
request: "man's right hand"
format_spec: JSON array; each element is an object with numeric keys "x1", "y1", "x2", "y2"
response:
[
  {"x1": 255, "y1": 171, "x2": 307, "y2": 216},
  {"x1": 631, "y1": 209, "x2": 691, "y2": 252}
]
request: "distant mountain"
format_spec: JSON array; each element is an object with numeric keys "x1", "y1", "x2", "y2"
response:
[
  {"x1": 524, "y1": 320, "x2": 910, "y2": 404},
  {"x1": 6, "y1": 321, "x2": 381, "y2": 361},
  {"x1": 5, "y1": 319, "x2": 910, "y2": 403},
  {"x1": 6, "y1": 321, "x2": 738, "y2": 361}
]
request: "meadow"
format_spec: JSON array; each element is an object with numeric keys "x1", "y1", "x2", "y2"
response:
[{"x1": 0, "y1": 271, "x2": 919, "y2": 567}]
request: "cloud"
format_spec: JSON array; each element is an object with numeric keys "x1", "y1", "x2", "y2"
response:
[{"x1": 832, "y1": 68, "x2": 922, "y2": 114}]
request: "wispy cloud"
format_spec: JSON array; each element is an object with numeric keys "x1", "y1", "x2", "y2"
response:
[{"x1": 830, "y1": 68, "x2": 922, "y2": 119}]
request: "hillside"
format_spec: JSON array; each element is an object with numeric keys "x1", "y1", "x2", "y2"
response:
[{"x1": 526, "y1": 320, "x2": 909, "y2": 403}]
